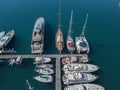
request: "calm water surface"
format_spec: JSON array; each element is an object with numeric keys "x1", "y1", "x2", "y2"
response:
[{"x1": 0, "y1": 0, "x2": 120, "y2": 90}]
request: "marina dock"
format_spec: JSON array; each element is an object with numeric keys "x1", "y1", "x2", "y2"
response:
[
  {"x1": 0, "y1": 54, "x2": 87, "y2": 90},
  {"x1": 0, "y1": 54, "x2": 87, "y2": 59},
  {"x1": 55, "y1": 57, "x2": 61, "y2": 90}
]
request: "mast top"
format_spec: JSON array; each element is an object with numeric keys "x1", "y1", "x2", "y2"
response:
[
  {"x1": 58, "y1": 0, "x2": 61, "y2": 29},
  {"x1": 81, "y1": 14, "x2": 88, "y2": 37},
  {"x1": 68, "y1": 10, "x2": 73, "y2": 35}
]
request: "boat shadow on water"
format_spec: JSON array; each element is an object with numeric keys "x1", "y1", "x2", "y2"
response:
[{"x1": 44, "y1": 22, "x2": 56, "y2": 54}]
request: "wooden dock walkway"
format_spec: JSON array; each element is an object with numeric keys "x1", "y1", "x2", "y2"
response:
[
  {"x1": 55, "y1": 57, "x2": 61, "y2": 90},
  {"x1": 0, "y1": 54, "x2": 87, "y2": 59}
]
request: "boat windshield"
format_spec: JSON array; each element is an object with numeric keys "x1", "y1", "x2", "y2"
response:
[{"x1": 40, "y1": 75, "x2": 49, "y2": 80}]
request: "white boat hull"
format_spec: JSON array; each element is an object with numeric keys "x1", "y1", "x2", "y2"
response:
[
  {"x1": 75, "y1": 36, "x2": 90, "y2": 54},
  {"x1": 34, "y1": 75, "x2": 53, "y2": 83},
  {"x1": 34, "y1": 57, "x2": 51, "y2": 63},
  {"x1": 62, "y1": 72, "x2": 98, "y2": 84},
  {"x1": 0, "y1": 31, "x2": 5, "y2": 39},
  {"x1": 67, "y1": 36, "x2": 75, "y2": 54},
  {"x1": 35, "y1": 68, "x2": 54, "y2": 75},
  {"x1": 63, "y1": 63, "x2": 99, "y2": 73},
  {"x1": 0, "y1": 30, "x2": 14, "y2": 49},
  {"x1": 35, "y1": 64, "x2": 53, "y2": 69},
  {"x1": 31, "y1": 17, "x2": 45, "y2": 54},
  {"x1": 64, "y1": 84, "x2": 105, "y2": 90}
]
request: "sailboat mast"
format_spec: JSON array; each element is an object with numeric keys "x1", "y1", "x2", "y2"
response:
[
  {"x1": 81, "y1": 14, "x2": 88, "y2": 37},
  {"x1": 68, "y1": 10, "x2": 73, "y2": 36},
  {"x1": 56, "y1": 0, "x2": 64, "y2": 54},
  {"x1": 58, "y1": 1, "x2": 61, "y2": 29}
]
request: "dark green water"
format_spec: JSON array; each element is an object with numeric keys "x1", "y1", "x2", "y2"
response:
[{"x1": 0, "y1": 0, "x2": 120, "y2": 90}]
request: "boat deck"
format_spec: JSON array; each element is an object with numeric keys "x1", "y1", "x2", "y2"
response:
[{"x1": 56, "y1": 28, "x2": 64, "y2": 54}]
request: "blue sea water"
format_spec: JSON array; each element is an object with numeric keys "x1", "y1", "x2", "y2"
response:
[{"x1": 0, "y1": 0, "x2": 120, "y2": 90}]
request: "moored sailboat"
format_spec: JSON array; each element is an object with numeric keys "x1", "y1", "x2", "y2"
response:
[
  {"x1": 55, "y1": 1, "x2": 64, "y2": 54},
  {"x1": 67, "y1": 10, "x2": 75, "y2": 54},
  {"x1": 75, "y1": 14, "x2": 90, "y2": 54}
]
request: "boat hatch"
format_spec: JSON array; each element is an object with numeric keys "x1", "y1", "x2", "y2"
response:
[{"x1": 80, "y1": 41, "x2": 87, "y2": 47}]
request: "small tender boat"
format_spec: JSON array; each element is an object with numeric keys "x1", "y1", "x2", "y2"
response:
[
  {"x1": 33, "y1": 57, "x2": 51, "y2": 64},
  {"x1": 62, "y1": 72, "x2": 98, "y2": 84},
  {"x1": 15, "y1": 55, "x2": 23, "y2": 65},
  {"x1": 35, "y1": 64, "x2": 53, "y2": 69},
  {"x1": 35, "y1": 68, "x2": 54, "y2": 75},
  {"x1": 8, "y1": 56, "x2": 23, "y2": 66},
  {"x1": 63, "y1": 63, "x2": 99, "y2": 73},
  {"x1": 62, "y1": 56, "x2": 76, "y2": 65},
  {"x1": 77, "y1": 55, "x2": 88, "y2": 63},
  {"x1": 62, "y1": 55, "x2": 88, "y2": 65},
  {"x1": 34, "y1": 75, "x2": 53, "y2": 83},
  {"x1": 0, "y1": 30, "x2": 14, "y2": 49},
  {"x1": 0, "y1": 31, "x2": 5, "y2": 39},
  {"x1": 64, "y1": 84, "x2": 105, "y2": 90},
  {"x1": 8, "y1": 58, "x2": 15, "y2": 66}
]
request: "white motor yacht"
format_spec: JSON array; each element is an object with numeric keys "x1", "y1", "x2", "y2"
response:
[
  {"x1": 64, "y1": 84, "x2": 105, "y2": 90},
  {"x1": 62, "y1": 72, "x2": 98, "y2": 84},
  {"x1": 63, "y1": 63, "x2": 99, "y2": 73},
  {"x1": 0, "y1": 30, "x2": 14, "y2": 49}
]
